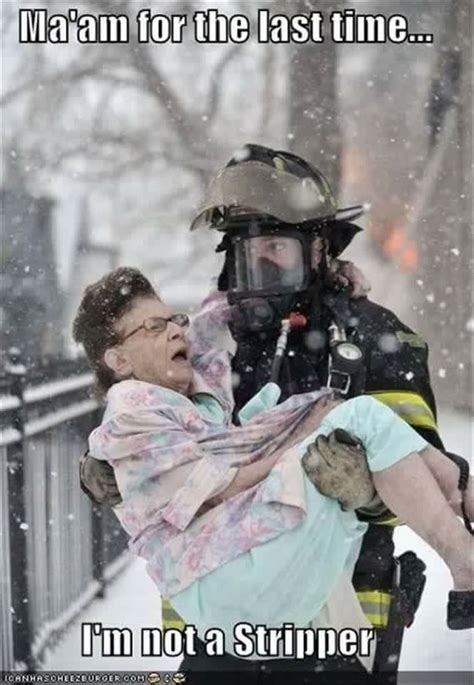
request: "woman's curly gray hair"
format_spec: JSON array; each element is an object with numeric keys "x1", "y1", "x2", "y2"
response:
[{"x1": 73, "y1": 267, "x2": 157, "y2": 394}]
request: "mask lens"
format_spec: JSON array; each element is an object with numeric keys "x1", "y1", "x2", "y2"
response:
[{"x1": 234, "y1": 236, "x2": 305, "y2": 294}]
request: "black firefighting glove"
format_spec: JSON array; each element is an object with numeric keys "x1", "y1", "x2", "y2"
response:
[
  {"x1": 79, "y1": 451, "x2": 122, "y2": 507},
  {"x1": 302, "y1": 429, "x2": 377, "y2": 511}
]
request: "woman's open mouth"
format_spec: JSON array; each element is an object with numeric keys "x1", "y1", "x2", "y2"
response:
[{"x1": 171, "y1": 348, "x2": 190, "y2": 364}]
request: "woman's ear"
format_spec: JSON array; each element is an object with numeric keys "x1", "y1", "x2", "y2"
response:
[{"x1": 103, "y1": 347, "x2": 132, "y2": 379}]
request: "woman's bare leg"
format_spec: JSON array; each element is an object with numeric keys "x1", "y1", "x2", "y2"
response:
[
  {"x1": 373, "y1": 450, "x2": 474, "y2": 590},
  {"x1": 306, "y1": 396, "x2": 473, "y2": 589}
]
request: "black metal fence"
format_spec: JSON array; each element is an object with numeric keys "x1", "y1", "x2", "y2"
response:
[{"x1": 0, "y1": 355, "x2": 129, "y2": 672}]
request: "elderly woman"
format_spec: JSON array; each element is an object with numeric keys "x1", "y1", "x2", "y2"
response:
[{"x1": 73, "y1": 268, "x2": 473, "y2": 656}]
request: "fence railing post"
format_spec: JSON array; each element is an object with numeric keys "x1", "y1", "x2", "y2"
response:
[
  {"x1": 91, "y1": 504, "x2": 105, "y2": 599},
  {"x1": 90, "y1": 405, "x2": 106, "y2": 599},
  {"x1": 6, "y1": 348, "x2": 35, "y2": 670}
]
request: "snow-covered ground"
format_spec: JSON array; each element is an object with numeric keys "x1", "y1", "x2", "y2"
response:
[{"x1": 44, "y1": 405, "x2": 473, "y2": 673}]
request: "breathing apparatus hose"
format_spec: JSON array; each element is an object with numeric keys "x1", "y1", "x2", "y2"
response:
[{"x1": 270, "y1": 313, "x2": 307, "y2": 384}]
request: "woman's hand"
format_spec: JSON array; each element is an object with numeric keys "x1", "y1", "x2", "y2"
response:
[{"x1": 331, "y1": 259, "x2": 372, "y2": 298}]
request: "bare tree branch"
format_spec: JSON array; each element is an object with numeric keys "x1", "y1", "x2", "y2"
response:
[
  {"x1": 206, "y1": 44, "x2": 242, "y2": 124},
  {"x1": 258, "y1": 44, "x2": 276, "y2": 138}
]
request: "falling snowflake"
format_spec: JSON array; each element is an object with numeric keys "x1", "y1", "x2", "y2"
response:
[
  {"x1": 466, "y1": 318, "x2": 474, "y2": 333},
  {"x1": 305, "y1": 330, "x2": 326, "y2": 351},
  {"x1": 232, "y1": 146, "x2": 251, "y2": 162},
  {"x1": 19, "y1": 522, "x2": 29, "y2": 531},
  {"x1": 438, "y1": 368, "x2": 446, "y2": 379},
  {"x1": 405, "y1": 371, "x2": 414, "y2": 381},
  {"x1": 450, "y1": 248, "x2": 460, "y2": 256},
  {"x1": 378, "y1": 333, "x2": 400, "y2": 354},
  {"x1": 426, "y1": 293, "x2": 435, "y2": 303}
]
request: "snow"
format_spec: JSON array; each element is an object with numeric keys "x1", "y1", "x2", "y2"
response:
[
  {"x1": 42, "y1": 405, "x2": 473, "y2": 673},
  {"x1": 24, "y1": 373, "x2": 94, "y2": 403},
  {"x1": 0, "y1": 427, "x2": 22, "y2": 447},
  {"x1": 43, "y1": 557, "x2": 180, "y2": 672},
  {"x1": 25, "y1": 399, "x2": 99, "y2": 437},
  {"x1": 0, "y1": 395, "x2": 21, "y2": 413}
]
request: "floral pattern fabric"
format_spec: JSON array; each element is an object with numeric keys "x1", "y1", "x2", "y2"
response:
[{"x1": 89, "y1": 291, "x2": 332, "y2": 596}]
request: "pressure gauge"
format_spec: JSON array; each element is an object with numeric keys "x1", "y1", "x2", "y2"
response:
[
  {"x1": 335, "y1": 342, "x2": 363, "y2": 362},
  {"x1": 331, "y1": 341, "x2": 364, "y2": 376}
]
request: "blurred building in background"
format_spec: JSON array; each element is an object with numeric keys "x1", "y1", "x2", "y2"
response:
[{"x1": 0, "y1": 188, "x2": 63, "y2": 364}]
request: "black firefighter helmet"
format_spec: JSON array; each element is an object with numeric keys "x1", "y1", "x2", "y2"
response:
[
  {"x1": 191, "y1": 145, "x2": 366, "y2": 331},
  {"x1": 191, "y1": 144, "x2": 365, "y2": 301}
]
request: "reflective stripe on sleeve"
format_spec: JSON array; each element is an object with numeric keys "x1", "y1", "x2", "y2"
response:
[
  {"x1": 367, "y1": 390, "x2": 437, "y2": 431},
  {"x1": 366, "y1": 389, "x2": 439, "y2": 527}
]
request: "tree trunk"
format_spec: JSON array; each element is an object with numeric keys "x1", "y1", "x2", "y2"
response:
[
  {"x1": 286, "y1": 0, "x2": 342, "y2": 194},
  {"x1": 411, "y1": 0, "x2": 472, "y2": 411}
]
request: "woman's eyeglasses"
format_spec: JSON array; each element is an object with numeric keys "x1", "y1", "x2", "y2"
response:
[{"x1": 121, "y1": 313, "x2": 189, "y2": 342}]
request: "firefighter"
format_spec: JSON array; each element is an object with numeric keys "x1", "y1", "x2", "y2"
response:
[
  {"x1": 186, "y1": 144, "x2": 442, "y2": 679},
  {"x1": 80, "y1": 144, "x2": 464, "y2": 680}
]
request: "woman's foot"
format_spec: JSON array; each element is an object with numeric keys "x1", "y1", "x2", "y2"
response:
[{"x1": 447, "y1": 590, "x2": 474, "y2": 629}]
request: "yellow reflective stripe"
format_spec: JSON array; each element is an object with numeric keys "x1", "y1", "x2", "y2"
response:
[
  {"x1": 364, "y1": 613, "x2": 389, "y2": 628},
  {"x1": 357, "y1": 591, "x2": 391, "y2": 629},
  {"x1": 357, "y1": 591, "x2": 391, "y2": 605},
  {"x1": 163, "y1": 618, "x2": 186, "y2": 630},
  {"x1": 368, "y1": 390, "x2": 437, "y2": 431},
  {"x1": 373, "y1": 515, "x2": 401, "y2": 527},
  {"x1": 397, "y1": 412, "x2": 437, "y2": 430},
  {"x1": 161, "y1": 597, "x2": 185, "y2": 631}
]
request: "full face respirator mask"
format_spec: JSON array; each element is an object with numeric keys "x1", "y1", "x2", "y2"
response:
[{"x1": 216, "y1": 219, "x2": 321, "y2": 334}]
